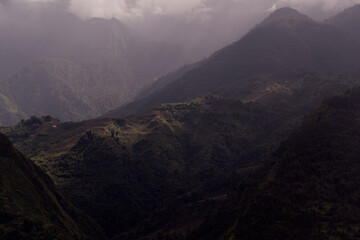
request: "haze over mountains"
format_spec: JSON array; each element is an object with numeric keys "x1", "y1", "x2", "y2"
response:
[
  {"x1": 2, "y1": 4, "x2": 360, "y2": 239},
  {"x1": 2, "y1": 0, "x2": 360, "y2": 126},
  {"x1": 107, "y1": 6, "x2": 360, "y2": 118},
  {"x1": 0, "y1": 1, "x2": 184, "y2": 125},
  {"x1": 2, "y1": 2, "x2": 360, "y2": 240}
]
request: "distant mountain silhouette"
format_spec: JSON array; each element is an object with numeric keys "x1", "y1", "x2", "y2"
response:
[
  {"x1": 107, "y1": 7, "x2": 360, "y2": 118},
  {"x1": 0, "y1": 7, "x2": 184, "y2": 125}
]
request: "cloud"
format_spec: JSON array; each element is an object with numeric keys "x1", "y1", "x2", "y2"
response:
[
  {"x1": 68, "y1": 0, "x2": 208, "y2": 21},
  {"x1": 9, "y1": 0, "x2": 360, "y2": 62},
  {"x1": 15, "y1": 0, "x2": 360, "y2": 22}
]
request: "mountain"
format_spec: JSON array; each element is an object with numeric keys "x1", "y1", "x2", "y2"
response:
[
  {"x1": 106, "y1": 7, "x2": 360, "y2": 118},
  {"x1": 4, "y1": 70, "x2": 360, "y2": 238},
  {"x1": 134, "y1": 62, "x2": 204, "y2": 101},
  {"x1": 0, "y1": 132, "x2": 105, "y2": 239},
  {"x1": 3, "y1": 98, "x2": 282, "y2": 237},
  {"x1": 3, "y1": 5, "x2": 360, "y2": 239},
  {"x1": 326, "y1": 4, "x2": 360, "y2": 43},
  {"x1": 5, "y1": 6, "x2": 360, "y2": 238},
  {"x1": 0, "y1": 94, "x2": 25, "y2": 126},
  {"x1": 259, "y1": 7, "x2": 313, "y2": 26},
  {"x1": 0, "y1": 3, "x2": 184, "y2": 125},
  {"x1": 190, "y1": 87, "x2": 360, "y2": 240},
  {"x1": 0, "y1": 59, "x2": 97, "y2": 125},
  {"x1": 233, "y1": 87, "x2": 360, "y2": 239}
]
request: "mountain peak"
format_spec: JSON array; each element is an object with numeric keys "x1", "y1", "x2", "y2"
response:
[{"x1": 260, "y1": 7, "x2": 313, "y2": 26}]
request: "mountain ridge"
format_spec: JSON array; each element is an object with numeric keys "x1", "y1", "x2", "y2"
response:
[
  {"x1": 6, "y1": 69, "x2": 360, "y2": 238},
  {"x1": 3, "y1": 5, "x2": 360, "y2": 239},
  {"x1": 105, "y1": 9, "x2": 360, "y2": 118}
]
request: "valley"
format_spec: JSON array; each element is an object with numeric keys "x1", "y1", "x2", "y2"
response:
[{"x1": 1, "y1": 3, "x2": 360, "y2": 240}]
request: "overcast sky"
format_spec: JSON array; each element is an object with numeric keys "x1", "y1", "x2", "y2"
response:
[
  {"x1": 17, "y1": 0, "x2": 360, "y2": 21},
  {"x1": 3, "y1": 0, "x2": 360, "y2": 61}
]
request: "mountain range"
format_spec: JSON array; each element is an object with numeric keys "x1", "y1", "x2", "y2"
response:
[
  {"x1": 5, "y1": 70, "x2": 360, "y2": 238},
  {"x1": 2, "y1": 5, "x2": 360, "y2": 240},
  {"x1": 106, "y1": 6, "x2": 360, "y2": 118},
  {"x1": 0, "y1": 3, "x2": 184, "y2": 125}
]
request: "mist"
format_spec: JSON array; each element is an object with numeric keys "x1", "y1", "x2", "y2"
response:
[
  {"x1": 68, "y1": 0, "x2": 360, "y2": 60},
  {"x1": 2, "y1": 0, "x2": 360, "y2": 62}
]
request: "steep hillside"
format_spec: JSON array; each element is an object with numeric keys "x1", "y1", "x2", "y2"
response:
[
  {"x1": 80, "y1": 18, "x2": 184, "y2": 106},
  {"x1": 4, "y1": 96, "x2": 292, "y2": 238},
  {"x1": 0, "y1": 59, "x2": 97, "y2": 124},
  {"x1": 0, "y1": 133, "x2": 105, "y2": 240},
  {"x1": 3, "y1": 5, "x2": 360, "y2": 239},
  {"x1": 193, "y1": 87, "x2": 360, "y2": 240},
  {"x1": 106, "y1": 7, "x2": 360, "y2": 118},
  {"x1": 326, "y1": 4, "x2": 360, "y2": 45},
  {"x1": 134, "y1": 62, "x2": 203, "y2": 101},
  {"x1": 5, "y1": 70, "x2": 360, "y2": 238}
]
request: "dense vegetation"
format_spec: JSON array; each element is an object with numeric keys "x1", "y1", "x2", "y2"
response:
[
  {"x1": 0, "y1": 133, "x2": 105, "y2": 240},
  {"x1": 6, "y1": 97, "x2": 282, "y2": 237},
  {"x1": 2, "y1": 5, "x2": 360, "y2": 239},
  {"x1": 191, "y1": 87, "x2": 360, "y2": 240},
  {"x1": 7, "y1": 69, "x2": 360, "y2": 238}
]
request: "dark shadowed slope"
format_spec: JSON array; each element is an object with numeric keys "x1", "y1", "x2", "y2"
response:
[
  {"x1": 233, "y1": 88, "x2": 360, "y2": 239},
  {"x1": 5, "y1": 70, "x2": 360, "y2": 238},
  {"x1": 0, "y1": 133, "x2": 105, "y2": 240},
  {"x1": 105, "y1": 7, "x2": 360, "y2": 118},
  {"x1": 192, "y1": 87, "x2": 360, "y2": 240},
  {"x1": 4, "y1": 98, "x2": 280, "y2": 237},
  {"x1": 3, "y1": 5, "x2": 360, "y2": 239}
]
